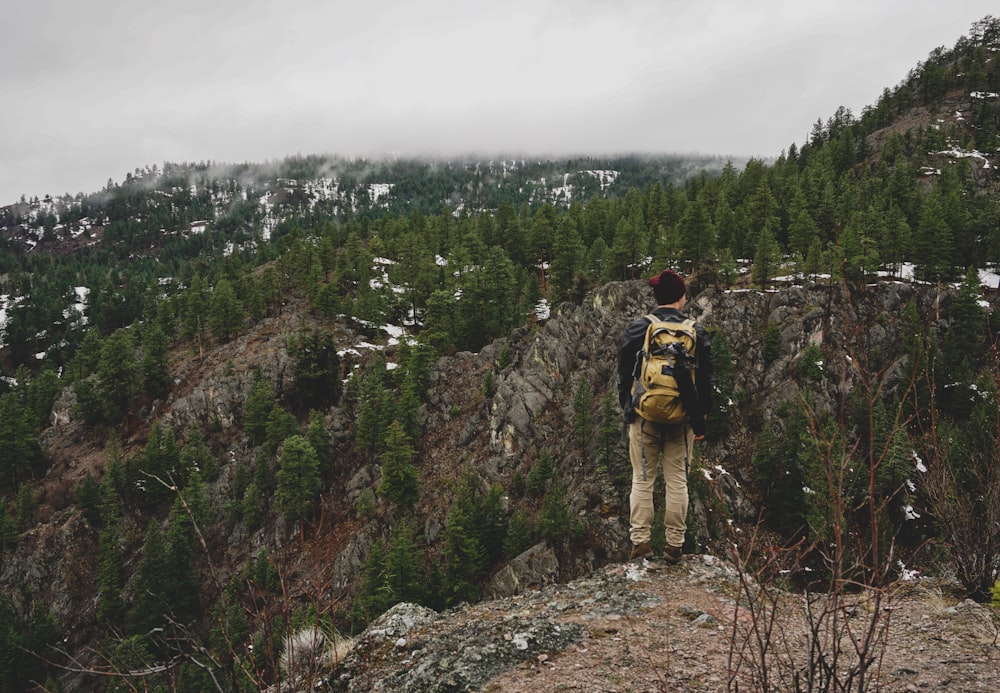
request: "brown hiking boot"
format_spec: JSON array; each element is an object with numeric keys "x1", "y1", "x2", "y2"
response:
[
  {"x1": 629, "y1": 542, "x2": 652, "y2": 561},
  {"x1": 662, "y1": 544, "x2": 683, "y2": 564}
]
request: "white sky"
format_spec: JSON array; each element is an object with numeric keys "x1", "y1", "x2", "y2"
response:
[{"x1": 1, "y1": 0, "x2": 996, "y2": 205}]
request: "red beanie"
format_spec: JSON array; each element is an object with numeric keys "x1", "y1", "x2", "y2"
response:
[{"x1": 649, "y1": 269, "x2": 686, "y2": 304}]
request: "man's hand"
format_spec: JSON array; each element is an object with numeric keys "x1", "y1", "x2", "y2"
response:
[{"x1": 693, "y1": 434, "x2": 705, "y2": 441}]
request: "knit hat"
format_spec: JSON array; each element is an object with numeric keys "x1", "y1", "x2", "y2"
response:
[{"x1": 649, "y1": 269, "x2": 686, "y2": 305}]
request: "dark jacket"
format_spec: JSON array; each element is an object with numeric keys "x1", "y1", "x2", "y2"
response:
[{"x1": 617, "y1": 306, "x2": 714, "y2": 435}]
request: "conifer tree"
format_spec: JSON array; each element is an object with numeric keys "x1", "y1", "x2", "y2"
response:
[
  {"x1": 244, "y1": 374, "x2": 277, "y2": 447},
  {"x1": 596, "y1": 393, "x2": 623, "y2": 476},
  {"x1": 788, "y1": 191, "x2": 820, "y2": 259},
  {"x1": 165, "y1": 498, "x2": 200, "y2": 623},
  {"x1": 0, "y1": 394, "x2": 42, "y2": 494},
  {"x1": 288, "y1": 328, "x2": 342, "y2": 409},
  {"x1": 377, "y1": 421, "x2": 420, "y2": 511},
  {"x1": 141, "y1": 423, "x2": 181, "y2": 504},
  {"x1": 549, "y1": 215, "x2": 585, "y2": 305},
  {"x1": 129, "y1": 519, "x2": 170, "y2": 635},
  {"x1": 752, "y1": 222, "x2": 782, "y2": 290},
  {"x1": 527, "y1": 448, "x2": 555, "y2": 494},
  {"x1": 386, "y1": 522, "x2": 424, "y2": 605},
  {"x1": 913, "y1": 195, "x2": 955, "y2": 281},
  {"x1": 140, "y1": 323, "x2": 171, "y2": 400},
  {"x1": 503, "y1": 508, "x2": 534, "y2": 559},
  {"x1": 355, "y1": 360, "x2": 395, "y2": 459},
  {"x1": 571, "y1": 377, "x2": 593, "y2": 450},
  {"x1": 276, "y1": 435, "x2": 322, "y2": 521},
  {"x1": 97, "y1": 328, "x2": 138, "y2": 425},
  {"x1": 351, "y1": 543, "x2": 391, "y2": 629},
  {"x1": 183, "y1": 273, "x2": 210, "y2": 350},
  {"x1": 209, "y1": 277, "x2": 245, "y2": 342},
  {"x1": 307, "y1": 410, "x2": 332, "y2": 476},
  {"x1": 537, "y1": 474, "x2": 572, "y2": 546},
  {"x1": 677, "y1": 193, "x2": 717, "y2": 273}
]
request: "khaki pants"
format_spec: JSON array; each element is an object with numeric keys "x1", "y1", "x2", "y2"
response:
[{"x1": 628, "y1": 418, "x2": 693, "y2": 548}]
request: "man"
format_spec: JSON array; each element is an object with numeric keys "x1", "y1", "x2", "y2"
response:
[{"x1": 617, "y1": 269, "x2": 713, "y2": 563}]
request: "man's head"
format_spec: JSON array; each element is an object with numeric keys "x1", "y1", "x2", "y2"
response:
[{"x1": 649, "y1": 269, "x2": 686, "y2": 305}]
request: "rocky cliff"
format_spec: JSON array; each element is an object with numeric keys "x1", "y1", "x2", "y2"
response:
[{"x1": 2, "y1": 277, "x2": 993, "y2": 691}]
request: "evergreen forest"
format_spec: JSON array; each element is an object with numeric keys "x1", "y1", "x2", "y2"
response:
[{"x1": 0, "y1": 15, "x2": 998, "y2": 693}]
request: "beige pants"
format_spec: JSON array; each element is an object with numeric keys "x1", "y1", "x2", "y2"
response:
[{"x1": 628, "y1": 418, "x2": 693, "y2": 548}]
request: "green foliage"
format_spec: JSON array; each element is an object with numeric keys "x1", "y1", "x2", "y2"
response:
[
  {"x1": 354, "y1": 359, "x2": 395, "y2": 460},
  {"x1": 441, "y1": 471, "x2": 508, "y2": 606},
  {"x1": 527, "y1": 448, "x2": 555, "y2": 494},
  {"x1": 243, "y1": 374, "x2": 278, "y2": 447},
  {"x1": 536, "y1": 474, "x2": 572, "y2": 547},
  {"x1": 386, "y1": 522, "x2": 425, "y2": 605},
  {"x1": 356, "y1": 487, "x2": 376, "y2": 520},
  {"x1": 181, "y1": 425, "x2": 217, "y2": 482},
  {"x1": 288, "y1": 328, "x2": 342, "y2": 409},
  {"x1": 14, "y1": 482, "x2": 37, "y2": 527},
  {"x1": 762, "y1": 323, "x2": 782, "y2": 365},
  {"x1": 752, "y1": 411, "x2": 821, "y2": 539},
  {"x1": 209, "y1": 277, "x2": 245, "y2": 342},
  {"x1": 571, "y1": 377, "x2": 593, "y2": 450},
  {"x1": 0, "y1": 393, "x2": 43, "y2": 494},
  {"x1": 0, "y1": 595, "x2": 59, "y2": 691},
  {"x1": 265, "y1": 406, "x2": 299, "y2": 455},
  {"x1": 137, "y1": 423, "x2": 181, "y2": 505},
  {"x1": 0, "y1": 502, "x2": 17, "y2": 554},
  {"x1": 503, "y1": 508, "x2": 534, "y2": 558},
  {"x1": 596, "y1": 393, "x2": 629, "y2": 491},
  {"x1": 796, "y1": 344, "x2": 824, "y2": 383},
  {"x1": 306, "y1": 409, "x2": 332, "y2": 475},
  {"x1": 139, "y1": 323, "x2": 171, "y2": 400},
  {"x1": 351, "y1": 543, "x2": 391, "y2": 630},
  {"x1": 376, "y1": 421, "x2": 420, "y2": 511},
  {"x1": 99, "y1": 328, "x2": 139, "y2": 424},
  {"x1": 700, "y1": 328, "x2": 734, "y2": 440},
  {"x1": 75, "y1": 471, "x2": 102, "y2": 525},
  {"x1": 276, "y1": 435, "x2": 322, "y2": 521}
]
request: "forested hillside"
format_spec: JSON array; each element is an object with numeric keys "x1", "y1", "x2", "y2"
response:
[{"x1": 0, "y1": 15, "x2": 998, "y2": 693}]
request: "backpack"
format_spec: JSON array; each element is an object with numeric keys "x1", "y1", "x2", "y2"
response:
[{"x1": 631, "y1": 314, "x2": 698, "y2": 424}]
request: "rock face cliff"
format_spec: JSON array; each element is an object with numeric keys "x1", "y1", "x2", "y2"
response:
[{"x1": 3, "y1": 277, "x2": 991, "y2": 691}]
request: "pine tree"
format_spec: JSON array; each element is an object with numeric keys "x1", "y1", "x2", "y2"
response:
[
  {"x1": 537, "y1": 474, "x2": 571, "y2": 546},
  {"x1": 351, "y1": 543, "x2": 391, "y2": 629},
  {"x1": 244, "y1": 374, "x2": 277, "y2": 447},
  {"x1": 572, "y1": 377, "x2": 593, "y2": 450},
  {"x1": 140, "y1": 323, "x2": 171, "y2": 400},
  {"x1": 165, "y1": 499, "x2": 200, "y2": 623},
  {"x1": 183, "y1": 273, "x2": 211, "y2": 351},
  {"x1": 787, "y1": 188, "x2": 819, "y2": 258},
  {"x1": 596, "y1": 393, "x2": 623, "y2": 476},
  {"x1": 97, "y1": 328, "x2": 138, "y2": 425},
  {"x1": 288, "y1": 328, "x2": 342, "y2": 409},
  {"x1": 377, "y1": 421, "x2": 420, "y2": 511},
  {"x1": 129, "y1": 519, "x2": 170, "y2": 635},
  {"x1": 276, "y1": 435, "x2": 322, "y2": 521},
  {"x1": 503, "y1": 508, "x2": 534, "y2": 558},
  {"x1": 527, "y1": 448, "x2": 555, "y2": 494},
  {"x1": 306, "y1": 410, "x2": 332, "y2": 476},
  {"x1": 913, "y1": 195, "x2": 955, "y2": 281},
  {"x1": 386, "y1": 522, "x2": 424, "y2": 605},
  {"x1": 209, "y1": 277, "x2": 245, "y2": 342},
  {"x1": 752, "y1": 222, "x2": 782, "y2": 290},
  {"x1": 677, "y1": 193, "x2": 717, "y2": 273},
  {"x1": 549, "y1": 215, "x2": 585, "y2": 305}
]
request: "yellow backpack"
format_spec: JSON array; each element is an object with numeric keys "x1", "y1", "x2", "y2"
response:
[{"x1": 631, "y1": 315, "x2": 697, "y2": 424}]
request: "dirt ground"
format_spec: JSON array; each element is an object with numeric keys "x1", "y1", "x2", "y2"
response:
[{"x1": 475, "y1": 556, "x2": 1000, "y2": 693}]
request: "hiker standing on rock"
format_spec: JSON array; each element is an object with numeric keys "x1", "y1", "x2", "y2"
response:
[{"x1": 617, "y1": 269, "x2": 713, "y2": 564}]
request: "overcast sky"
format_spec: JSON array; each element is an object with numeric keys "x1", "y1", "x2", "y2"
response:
[{"x1": 1, "y1": 0, "x2": 996, "y2": 205}]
